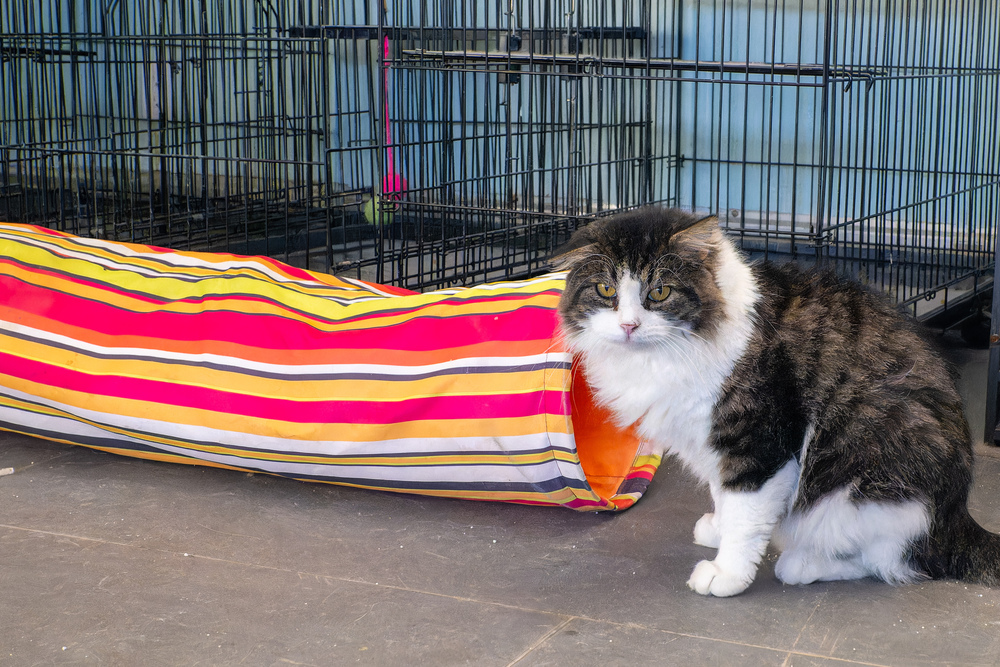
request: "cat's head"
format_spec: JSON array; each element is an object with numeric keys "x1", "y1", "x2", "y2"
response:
[{"x1": 556, "y1": 207, "x2": 734, "y2": 353}]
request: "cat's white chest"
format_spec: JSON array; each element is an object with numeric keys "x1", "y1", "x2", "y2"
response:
[{"x1": 581, "y1": 339, "x2": 732, "y2": 484}]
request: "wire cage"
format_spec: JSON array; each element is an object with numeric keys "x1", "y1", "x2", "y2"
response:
[
  {"x1": 3, "y1": 2, "x2": 1000, "y2": 427},
  {"x1": 1, "y1": 0, "x2": 378, "y2": 272}
]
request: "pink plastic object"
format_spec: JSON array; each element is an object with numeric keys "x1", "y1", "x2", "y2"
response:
[{"x1": 381, "y1": 35, "x2": 408, "y2": 200}]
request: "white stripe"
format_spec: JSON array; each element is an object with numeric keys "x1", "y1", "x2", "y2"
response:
[
  {"x1": 50, "y1": 233, "x2": 322, "y2": 285},
  {"x1": 337, "y1": 276, "x2": 408, "y2": 298},
  {"x1": 453, "y1": 272, "x2": 568, "y2": 292},
  {"x1": 0, "y1": 383, "x2": 576, "y2": 457},
  {"x1": 0, "y1": 405, "x2": 587, "y2": 486}
]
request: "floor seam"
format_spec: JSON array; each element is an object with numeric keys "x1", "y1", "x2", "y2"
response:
[
  {"x1": 504, "y1": 616, "x2": 575, "y2": 667},
  {"x1": 784, "y1": 598, "x2": 824, "y2": 665}
]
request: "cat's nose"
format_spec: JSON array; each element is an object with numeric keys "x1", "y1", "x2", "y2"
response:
[{"x1": 621, "y1": 322, "x2": 639, "y2": 338}]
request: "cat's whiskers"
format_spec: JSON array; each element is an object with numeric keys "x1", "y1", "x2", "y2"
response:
[
  {"x1": 649, "y1": 333, "x2": 710, "y2": 387},
  {"x1": 662, "y1": 321, "x2": 708, "y2": 345},
  {"x1": 647, "y1": 340, "x2": 698, "y2": 384}
]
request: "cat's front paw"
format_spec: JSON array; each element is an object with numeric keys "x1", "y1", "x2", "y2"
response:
[
  {"x1": 693, "y1": 512, "x2": 721, "y2": 548},
  {"x1": 686, "y1": 559, "x2": 752, "y2": 597}
]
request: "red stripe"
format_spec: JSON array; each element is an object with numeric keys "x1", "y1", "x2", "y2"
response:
[
  {"x1": 0, "y1": 351, "x2": 570, "y2": 423},
  {"x1": 626, "y1": 467, "x2": 656, "y2": 481},
  {"x1": 0, "y1": 274, "x2": 560, "y2": 351}
]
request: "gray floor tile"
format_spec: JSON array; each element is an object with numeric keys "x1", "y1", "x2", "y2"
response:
[
  {"x1": 785, "y1": 580, "x2": 1000, "y2": 666},
  {"x1": 0, "y1": 522, "x2": 565, "y2": 666},
  {"x1": 0, "y1": 433, "x2": 76, "y2": 472},
  {"x1": 514, "y1": 618, "x2": 794, "y2": 667}
]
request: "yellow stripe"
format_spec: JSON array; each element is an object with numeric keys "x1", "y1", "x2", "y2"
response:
[
  {"x1": 2, "y1": 257, "x2": 344, "y2": 319},
  {"x1": 5, "y1": 247, "x2": 565, "y2": 330},
  {"x1": 631, "y1": 454, "x2": 662, "y2": 468},
  {"x1": 6, "y1": 233, "x2": 565, "y2": 303},
  {"x1": 3, "y1": 228, "x2": 364, "y2": 294}
]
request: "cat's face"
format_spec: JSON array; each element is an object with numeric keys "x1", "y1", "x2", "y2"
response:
[{"x1": 557, "y1": 208, "x2": 727, "y2": 352}]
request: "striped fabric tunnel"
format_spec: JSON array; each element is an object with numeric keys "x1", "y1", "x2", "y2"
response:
[{"x1": 0, "y1": 223, "x2": 660, "y2": 511}]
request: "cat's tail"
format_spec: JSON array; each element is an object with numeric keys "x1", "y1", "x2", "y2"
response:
[{"x1": 932, "y1": 507, "x2": 1000, "y2": 586}]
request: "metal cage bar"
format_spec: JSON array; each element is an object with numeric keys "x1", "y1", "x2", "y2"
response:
[{"x1": 3, "y1": 0, "x2": 999, "y2": 437}]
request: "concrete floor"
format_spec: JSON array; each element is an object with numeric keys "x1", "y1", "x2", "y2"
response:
[{"x1": 2, "y1": 335, "x2": 999, "y2": 666}]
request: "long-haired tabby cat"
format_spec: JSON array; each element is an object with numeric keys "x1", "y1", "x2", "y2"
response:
[{"x1": 557, "y1": 206, "x2": 1000, "y2": 597}]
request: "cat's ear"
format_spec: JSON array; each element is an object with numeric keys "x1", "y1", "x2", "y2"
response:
[
  {"x1": 549, "y1": 224, "x2": 596, "y2": 269},
  {"x1": 671, "y1": 215, "x2": 722, "y2": 261}
]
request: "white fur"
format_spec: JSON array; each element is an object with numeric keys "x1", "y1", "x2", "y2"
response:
[
  {"x1": 790, "y1": 421, "x2": 816, "y2": 509},
  {"x1": 566, "y1": 233, "x2": 930, "y2": 596},
  {"x1": 693, "y1": 511, "x2": 721, "y2": 548},
  {"x1": 688, "y1": 460, "x2": 800, "y2": 596},
  {"x1": 773, "y1": 489, "x2": 930, "y2": 585}
]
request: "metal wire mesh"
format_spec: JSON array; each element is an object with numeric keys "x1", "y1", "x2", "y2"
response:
[
  {"x1": 1, "y1": 0, "x2": 379, "y2": 272},
  {"x1": 2, "y1": 0, "x2": 999, "y2": 314}
]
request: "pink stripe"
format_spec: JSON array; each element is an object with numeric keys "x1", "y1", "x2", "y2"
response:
[
  {"x1": 481, "y1": 497, "x2": 610, "y2": 510},
  {"x1": 560, "y1": 497, "x2": 612, "y2": 510},
  {"x1": 0, "y1": 274, "x2": 559, "y2": 351},
  {"x1": 0, "y1": 352, "x2": 569, "y2": 423}
]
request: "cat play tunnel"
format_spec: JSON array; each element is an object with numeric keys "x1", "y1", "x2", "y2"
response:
[{"x1": 0, "y1": 223, "x2": 659, "y2": 511}]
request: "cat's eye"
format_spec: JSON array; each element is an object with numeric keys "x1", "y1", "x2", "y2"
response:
[
  {"x1": 647, "y1": 285, "x2": 671, "y2": 302},
  {"x1": 595, "y1": 283, "x2": 617, "y2": 298}
]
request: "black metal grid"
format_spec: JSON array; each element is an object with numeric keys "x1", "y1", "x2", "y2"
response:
[
  {"x1": 2, "y1": 0, "x2": 998, "y2": 306},
  {"x1": 1, "y1": 0, "x2": 378, "y2": 272}
]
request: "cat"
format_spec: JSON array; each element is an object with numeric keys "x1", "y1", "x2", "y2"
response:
[{"x1": 556, "y1": 206, "x2": 1000, "y2": 597}]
